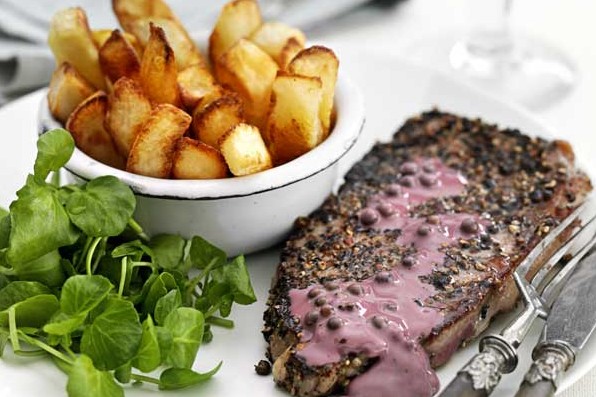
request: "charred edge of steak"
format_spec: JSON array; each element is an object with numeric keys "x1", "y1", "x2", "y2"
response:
[{"x1": 262, "y1": 110, "x2": 592, "y2": 396}]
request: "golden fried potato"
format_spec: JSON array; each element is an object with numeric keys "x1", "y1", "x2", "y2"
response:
[
  {"x1": 129, "y1": 18, "x2": 205, "y2": 70},
  {"x1": 192, "y1": 93, "x2": 243, "y2": 148},
  {"x1": 105, "y1": 77, "x2": 152, "y2": 157},
  {"x1": 66, "y1": 91, "x2": 125, "y2": 169},
  {"x1": 209, "y1": 0, "x2": 262, "y2": 64},
  {"x1": 249, "y1": 22, "x2": 305, "y2": 68},
  {"x1": 172, "y1": 137, "x2": 228, "y2": 179},
  {"x1": 47, "y1": 62, "x2": 96, "y2": 124},
  {"x1": 288, "y1": 46, "x2": 339, "y2": 136},
  {"x1": 127, "y1": 104, "x2": 191, "y2": 178},
  {"x1": 215, "y1": 39, "x2": 277, "y2": 130},
  {"x1": 48, "y1": 7, "x2": 106, "y2": 90},
  {"x1": 177, "y1": 64, "x2": 220, "y2": 110},
  {"x1": 219, "y1": 123, "x2": 272, "y2": 176},
  {"x1": 266, "y1": 72, "x2": 324, "y2": 164},
  {"x1": 99, "y1": 29, "x2": 141, "y2": 84},
  {"x1": 139, "y1": 23, "x2": 180, "y2": 106},
  {"x1": 112, "y1": 0, "x2": 176, "y2": 33},
  {"x1": 92, "y1": 29, "x2": 142, "y2": 54}
]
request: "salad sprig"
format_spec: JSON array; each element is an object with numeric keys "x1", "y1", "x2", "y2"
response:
[{"x1": 0, "y1": 129, "x2": 257, "y2": 396}]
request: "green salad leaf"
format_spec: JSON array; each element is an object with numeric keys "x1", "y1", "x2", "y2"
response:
[{"x1": 0, "y1": 129, "x2": 258, "y2": 397}]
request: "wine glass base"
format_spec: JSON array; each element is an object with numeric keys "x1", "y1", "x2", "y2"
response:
[{"x1": 406, "y1": 33, "x2": 577, "y2": 110}]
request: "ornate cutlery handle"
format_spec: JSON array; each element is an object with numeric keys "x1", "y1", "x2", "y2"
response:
[
  {"x1": 438, "y1": 335, "x2": 518, "y2": 397},
  {"x1": 514, "y1": 341, "x2": 575, "y2": 397}
]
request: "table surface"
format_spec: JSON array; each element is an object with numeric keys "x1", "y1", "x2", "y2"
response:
[{"x1": 309, "y1": 0, "x2": 595, "y2": 395}]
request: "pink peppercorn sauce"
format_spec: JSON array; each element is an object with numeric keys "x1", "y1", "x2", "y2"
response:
[{"x1": 288, "y1": 158, "x2": 486, "y2": 397}]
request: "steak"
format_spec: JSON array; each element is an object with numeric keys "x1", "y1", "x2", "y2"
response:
[{"x1": 262, "y1": 110, "x2": 592, "y2": 397}]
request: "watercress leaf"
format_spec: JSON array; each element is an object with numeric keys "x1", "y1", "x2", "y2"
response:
[
  {"x1": 13, "y1": 250, "x2": 65, "y2": 287},
  {"x1": 34, "y1": 129, "x2": 75, "y2": 182},
  {"x1": 158, "y1": 362, "x2": 222, "y2": 390},
  {"x1": 81, "y1": 297, "x2": 142, "y2": 370},
  {"x1": 43, "y1": 311, "x2": 87, "y2": 335},
  {"x1": 163, "y1": 307, "x2": 204, "y2": 368},
  {"x1": 61, "y1": 275, "x2": 113, "y2": 315},
  {"x1": 114, "y1": 362, "x2": 132, "y2": 384},
  {"x1": 0, "y1": 274, "x2": 9, "y2": 291},
  {"x1": 210, "y1": 256, "x2": 256, "y2": 305},
  {"x1": 132, "y1": 315, "x2": 161, "y2": 373},
  {"x1": 8, "y1": 182, "x2": 80, "y2": 264},
  {"x1": 149, "y1": 234, "x2": 187, "y2": 272},
  {"x1": 218, "y1": 294, "x2": 233, "y2": 318},
  {"x1": 0, "y1": 207, "x2": 7, "y2": 218},
  {"x1": 154, "y1": 289, "x2": 181, "y2": 325},
  {"x1": 194, "y1": 296, "x2": 210, "y2": 312},
  {"x1": 111, "y1": 240, "x2": 153, "y2": 261},
  {"x1": 142, "y1": 272, "x2": 177, "y2": 315},
  {"x1": 189, "y1": 236, "x2": 226, "y2": 269},
  {"x1": 65, "y1": 176, "x2": 135, "y2": 237},
  {"x1": 66, "y1": 354, "x2": 124, "y2": 397},
  {"x1": 0, "y1": 294, "x2": 59, "y2": 328},
  {"x1": 0, "y1": 213, "x2": 9, "y2": 249},
  {"x1": 0, "y1": 281, "x2": 51, "y2": 310},
  {"x1": 156, "y1": 325, "x2": 173, "y2": 361},
  {"x1": 202, "y1": 327, "x2": 213, "y2": 343}
]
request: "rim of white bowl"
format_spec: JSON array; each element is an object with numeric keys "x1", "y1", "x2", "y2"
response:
[{"x1": 38, "y1": 71, "x2": 365, "y2": 200}]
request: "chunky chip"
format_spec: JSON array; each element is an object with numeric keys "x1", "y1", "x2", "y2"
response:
[
  {"x1": 99, "y1": 29, "x2": 141, "y2": 84},
  {"x1": 219, "y1": 123, "x2": 272, "y2": 176},
  {"x1": 112, "y1": 0, "x2": 177, "y2": 33},
  {"x1": 105, "y1": 77, "x2": 152, "y2": 157},
  {"x1": 127, "y1": 104, "x2": 191, "y2": 178},
  {"x1": 192, "y1": 93, "x2": 244, "y2": 148},
  {"x1": 47, "y1": 62, "x2": 96, "y2": 124},
  {"x1": 48, "y1": 7, "x2": 106, "y2": 90},
  {"x1": 288, "y1": 46, "x2": 339, "y2": 136},
  {"x1": 172, "y1": 137, "x2": 228, "y2": 179},
  {"x1": 266, "y1": 72, "x2": 324, "y2": 164},
  {"x1": 209, "y1": 0, "x2": 262, "y2": 64},
  {"x1": 66, "y1": 91, "x2": 125, "y2": 169},
  {"x1": 249, "y1": 22, "x2": 305, "y2": 68},
  {"x1": 139, "y1": 23, "x2": 180, "y2": 106},
  {"x1": 177, "y1": 64, "x2": 220, "y2": 110},
  {"x1": 215, "y1": 39, "x2": 278, "y2": 130}
]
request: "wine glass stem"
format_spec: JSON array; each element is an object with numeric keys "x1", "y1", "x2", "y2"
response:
[{"x1": 465, "y1": 0, "x2": 513, "y2": 57}]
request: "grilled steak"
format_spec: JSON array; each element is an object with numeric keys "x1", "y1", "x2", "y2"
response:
[{"x1": 263, "y1": 110, "x2": 592, "y2": 397}]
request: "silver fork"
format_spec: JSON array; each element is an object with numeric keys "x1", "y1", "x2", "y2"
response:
[{"x1": 438, "y1": 197, "x2": 596, "y2": 397}]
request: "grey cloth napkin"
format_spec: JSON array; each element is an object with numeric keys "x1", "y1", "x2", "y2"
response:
[{"x1": 0, "y1": 0, "x2": 370, "y2": 105}]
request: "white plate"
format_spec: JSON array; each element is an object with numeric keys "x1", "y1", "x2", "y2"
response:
[{"x1": 0, "y1": 50, "x2": 593, "y2": 397}]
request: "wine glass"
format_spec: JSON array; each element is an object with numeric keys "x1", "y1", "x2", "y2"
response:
[{"x1": 409, "y1": 0, "x2": 576, "y2": 109}]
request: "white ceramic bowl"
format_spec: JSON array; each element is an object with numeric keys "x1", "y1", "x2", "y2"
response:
[{"x1": 38, "y1": 72, "x2": 365, "y2": 256}]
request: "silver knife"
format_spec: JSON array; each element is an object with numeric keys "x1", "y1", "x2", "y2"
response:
[{"x1": 515, "y1": 248, "x2": 596, "y2": 397}]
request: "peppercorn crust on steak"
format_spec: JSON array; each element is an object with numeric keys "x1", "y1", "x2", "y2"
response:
[{"x1": 262, "y1": 110, "x2": 592, "y2": 397}]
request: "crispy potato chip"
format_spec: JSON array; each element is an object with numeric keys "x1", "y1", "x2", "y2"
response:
[
  {"x1": 139, "y1": 23, "x2": 180, "y2": 106},
  {"x1": 127, "y1": 104, "x2": 191, "y2": 178},
  {"x1": 192, "y1": 93, "x2": 243, "y2": 148},
  {"x1": 209, "y1": 0, "x2": 262, "y2": 64},
  {"x1": 94, "y1": 29, "x2": 143, "y2": 56},
  {"x1": 129, "y1": 18, "x2": 205, "y2": 70},
  {"x1": 99, "y1": 29, "x2": 141, "y2": 84},
  {"x1": 47, "y1": 62, "x2": 96, "y2": 124},
  {"x1": 249, "y1": 22, "x2": 305, "y2": 68},
  {"x1": 172, "y1": 137, "x2": 228, "y2": 179},
  {"x1": 219, "y1": 123, "x2": 272, "y2": 176},
  {"x1": 66, "y1": 91, "x2": 125, "y2": 169},
  {"x1": 48, "y1": 7, "x2": 106, "y2": 90},
  {"x1": 215, "y1": 39, "x2": 278, "y2": 130},
  {"x1": 266, "y1": 72, "x2": 324, "y2": 164},
  {"x1": 288, "y1": 46, "x2": 339, "y2": 136},
  {"x1": 112, "y1": 0, "x2": 176, "y2": 33},
  {"x1": 105, "y1": 77, "x2": 152, "y2": 157},
  {"x1": 177, "y1": 64, "x2": 220, "y2": 110}
]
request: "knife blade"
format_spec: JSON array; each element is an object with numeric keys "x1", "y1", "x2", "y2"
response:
[{"x1": 515, "y1": 248, "x2": 596, "y2": 397}]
